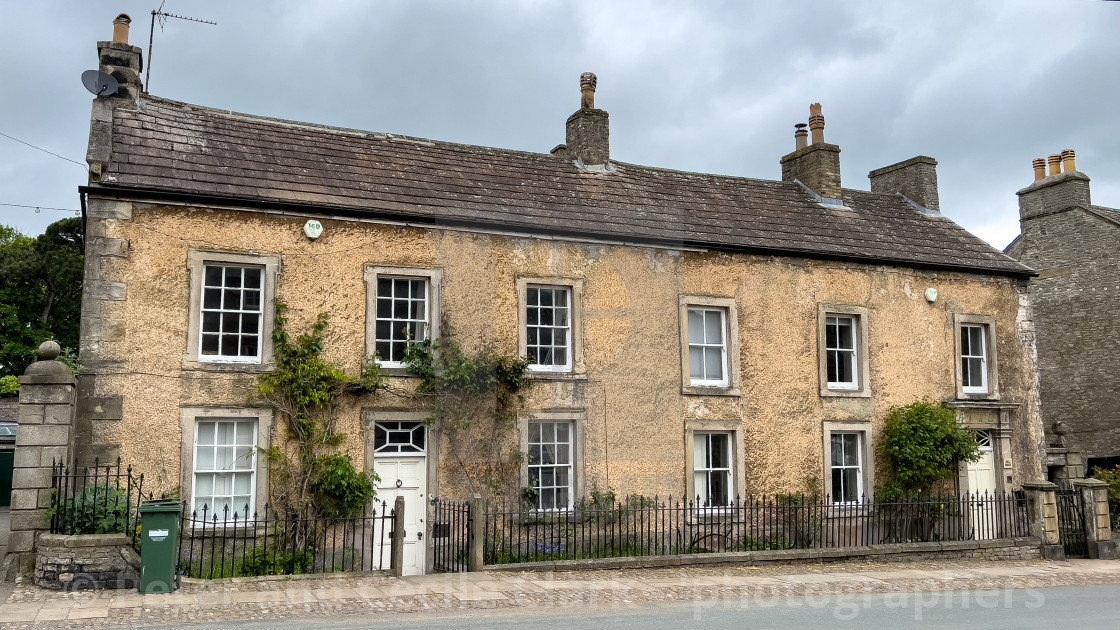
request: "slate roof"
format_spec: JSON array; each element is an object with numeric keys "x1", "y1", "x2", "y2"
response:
[{"x1": 92, "y1": 96, "x2": 1032, "y2": 277}]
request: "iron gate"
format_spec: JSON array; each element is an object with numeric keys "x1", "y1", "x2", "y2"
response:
[
  {"x1": 1056, "y1": 484, "x2": 1088, "y2": 558},
  {"x1": 430, "y1": 498, "x2": 470, "y2": 573}
]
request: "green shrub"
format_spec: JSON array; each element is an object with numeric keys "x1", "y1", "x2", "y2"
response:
[
  {"x1": 1091, "y1": 465, "x2": 1120, "y2": 530},
  {"x1": 48, "y1": 483, "x2": 132, "y2": 535},
  {"x1": 310, "y1": 454, "x2": 378, "y2": 519},
  {"x1": 0, "y1": 375, "x2": 18, "y2": 397},
  {"x1": 238, "y1": 547, "x2": 316, "y2": 576},
  {"x1": 877, "y1": 401, "x2": 980, "y2": 497}
]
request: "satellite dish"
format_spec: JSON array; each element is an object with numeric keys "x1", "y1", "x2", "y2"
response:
[{"x1": 81, "y1": 70, "x2": 118, "y2": 97}]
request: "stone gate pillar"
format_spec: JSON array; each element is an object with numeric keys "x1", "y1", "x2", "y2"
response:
[
  {"x1": 1071, "y1": 478, "x2": 1118, "y2": 560},
  {"x1": 1022, "y1": 480, "x2": 1063, "y2": 560},
  {"x1": 1, "y1": 342, "x2": 76, "y2": 579}
]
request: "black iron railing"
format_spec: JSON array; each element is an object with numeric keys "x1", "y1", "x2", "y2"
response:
[
  {"x1": 430, "y1": 498, "x2": 470, "y2": 573},
  {"x1": 482, "y1": 491, "x2": 1030, "y2": 565},
  {"x1": 177, "y1": 502, "x2": 395, "y2": 579},
  {"x1": 48, "y1": 458, "x2": 154, "y2": 550}
]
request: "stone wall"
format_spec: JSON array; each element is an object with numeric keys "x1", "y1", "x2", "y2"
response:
[
  {"x1": 1009, "y1": 175, "x2": 1120, "y2": 462},
  {"x1": 489, "y1": 537, "x2": 1042, "y2": 572},
  {"x1": 34, "y1": 533, "x2": 139, "y2": 590}
]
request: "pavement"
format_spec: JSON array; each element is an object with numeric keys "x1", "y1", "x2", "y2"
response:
[{"x1": 0, "y1": 558, "x2": 1118, "y2": 629}]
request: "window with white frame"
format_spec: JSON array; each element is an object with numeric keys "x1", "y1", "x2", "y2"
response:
[
  {"x1": 525, "y1": 286, "x2": 572, "y2": 371},
  {"x1": 829, "y1": 432, "x2": 863, "y2": 503},
  {"x1": 374, "y1": 277, "x2": 430, "y2": 365},
  {"x1": 199, "y1": 264, "x2": 263, "y2": 362},
  {"x1": 975, "y1": 429, "x2": 993, "y2": 452},
  {"x1": 960, "y1": 324, "x2": 988, "y2": 393},
  {"x1": 825, "y1": 315, "x2": 858, "y2": 389},
  {"x1": 527, "y1": 420, "x2": 572, "y2": 510},
  {"x1": 694, "y1": 432, "x2": 732, "y2": 507},
  {"x1": 193, "y1": 419, "x2": 257, "y2": 519},
  {"x1": 373, "y1": 421, "x2": 426, "y2": 455},
  {"x1": 688, "y1": 307, "x2": 728, "y2": 386}
]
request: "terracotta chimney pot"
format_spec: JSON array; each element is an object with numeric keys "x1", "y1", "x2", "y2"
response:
[
  {"x1": 112, "y1": 13, "x2": 131, "y2": 45},
  {"x1": 1048, "y1": 154, "x2": 1062, "y2": 177},
  {"x1": 580, "y1": 72, "x2": 597, "y2": 110},
  {"x1": 808, "y1": 103, "x2": 825, "y2": 145},
  {"x1": 794, "y1": 124, "x2": 808, "y2": 150},
  {"x1": 1060, "y1": 149, "x2": 1076, "y2": 174},
  {"x1": 1032, "y1": 158, "x2": 1046, "y2": 181}
]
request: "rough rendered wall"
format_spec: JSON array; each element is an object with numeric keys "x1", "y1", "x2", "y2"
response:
[
  {"x1": 80, "y1": 201, "x2": 1044, "y2": 499},
  {"x1": 1011, "y1": 208, "x2": 1120, "y2": 460}
]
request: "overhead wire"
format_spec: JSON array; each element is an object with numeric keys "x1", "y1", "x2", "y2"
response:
[
  {"x1": 0, "y1": 202, "x2": 81, "y2": 213},
  {"x1": 0, "y1": 131, "x2": 89, "y2": 172}
]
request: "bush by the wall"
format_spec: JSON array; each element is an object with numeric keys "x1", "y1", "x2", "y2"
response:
[{"x1": 48, "y1": 483, "x2": 131, "y2": 535}]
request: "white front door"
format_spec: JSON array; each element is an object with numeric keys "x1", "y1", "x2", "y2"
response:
[
  {"x1": 374, "y1": 457, "x2": 427, "y2": 575},
  {"x1": 966, "y1": 430, "x2": 999, "y2": 539},
  {"x1": 371, "y1": 420, "x2": 428, "y2": 576}
]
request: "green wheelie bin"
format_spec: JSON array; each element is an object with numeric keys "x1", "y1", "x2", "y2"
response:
[{"x1": 138, "y1": 499, "x2": 183, "y2": 594}]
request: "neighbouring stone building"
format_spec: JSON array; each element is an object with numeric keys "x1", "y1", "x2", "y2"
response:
[
  {"x1": 1005, "y1": 152, "x2": 1120, "y2": 475},
  {"x1": 66, "y1": 15, "x2": 1045, "y2": 574}
]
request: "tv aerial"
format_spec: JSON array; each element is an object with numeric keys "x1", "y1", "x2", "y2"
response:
[
  {"x1": 145, "y1": 1, "x2": 217, "y2": 93},
  {"x1": 81, "y1": 69, "x2": 119, "y2": 97}
]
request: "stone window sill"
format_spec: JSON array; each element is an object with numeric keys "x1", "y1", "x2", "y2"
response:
[{"x1": 681, "y1": 386, "x2": 741, "y2": 397}]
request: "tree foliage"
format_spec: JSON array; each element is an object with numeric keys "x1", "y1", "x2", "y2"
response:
[
  {"x1": 1090, "y1": 465, "x2": 1120, "y2": 529},
  {"x1": 0, "y1": 219, "x2": 84, "y2": 376},
  {"x1": 403, "y1": 318, "x2": 530, "y2": 498},
  {"x1": 877, "y1": 401, "x2": 980, "y2": 498}
]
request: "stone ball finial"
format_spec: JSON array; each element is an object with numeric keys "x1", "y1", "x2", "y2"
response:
[{"x1": 37, "y1": 340, "x2": 61, "y2": 361}]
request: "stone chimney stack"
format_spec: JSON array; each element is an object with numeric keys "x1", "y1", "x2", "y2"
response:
[
  {"x1": 1017, "y1": 149, "x2": 1091, "y2": 222},
  {"x1": 559, "y1": 72, "x2": 610, "y2": 167},
  {"x1": 88, "y1": 13, "x2": 144, "y2": 181},
  {"x1": 97, "y1": 14, "x2": 143, "y2": 102},
  {"x1": 780, "y1": 103, "x2": 842, "y2": 200},
  {"x1": 869, "y1": 156, "x2": 940, "y2": 212}
]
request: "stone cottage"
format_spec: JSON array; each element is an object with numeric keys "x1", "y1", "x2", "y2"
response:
[
  {"x1": 1005, "y1": 152, "x2": 1120, "y2": 476},
  {"x1": 73, "y1": 15, "x2": 1043, "y2": 573}
]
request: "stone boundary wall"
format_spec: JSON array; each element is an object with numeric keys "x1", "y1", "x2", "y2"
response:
[
  {"x1": 34, "y1": 533, "x2": 140, "y2": 591},
  {"x1": 488, "y1": 537, "x2": 1041, "y2": 573}
]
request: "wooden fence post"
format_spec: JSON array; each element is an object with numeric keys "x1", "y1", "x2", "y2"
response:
[
  {"x1": 468, "y1": 494, "x2": 484, "y2": 572},
  {"x1": 391, "y1": 495, "x2": 405, "y2": 577}
]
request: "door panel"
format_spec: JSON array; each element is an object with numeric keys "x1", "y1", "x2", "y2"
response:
[
  {"x1": 373, "y1": 457, "x2": 427, "y2": 575},
  {"x1": 967, "y1": 450, "x2": 999, "y2": 538}
]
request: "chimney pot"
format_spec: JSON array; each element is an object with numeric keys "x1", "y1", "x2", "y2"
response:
[
  {"x1": 1032, "y1": 158, "x2": 1046, "y2": 181},
  {"x1": 112, "y1": 13, "x2": 131, "y2": 45},
  {"x1": 1048, "y1": 154, "x2": 1062, "y2": 176},
  {"x1": 781, "y1": 103, "x2": 841, "y2": 199},
  {"x1": 1060, "y1": 149, "x2": 1076, "y2": 174},
  {"x1": 808, "y1": 103, "x2": 825, "y2": 144},
  {"x1": 580, "y1": 72, "x2": 597, "y2": 110},
  {"x1": 794, "y1": 124, "x2": 808, "y2": 150}
]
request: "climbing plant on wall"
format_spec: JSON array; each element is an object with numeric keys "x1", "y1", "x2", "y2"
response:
[
  {"x1": 256, "y1": 301, "x2": 386, "y2": 522},
  {"x1": 403, "y1": 317, "x2": 531, "y2": 499}
]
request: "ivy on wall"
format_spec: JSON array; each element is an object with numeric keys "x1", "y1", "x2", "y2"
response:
[
  {"x1": 256, "y1": 301, "x2": 385, "y2": 521},
  {"x1": 403, "y1": 317, "x2": 530, "y2": 499}
]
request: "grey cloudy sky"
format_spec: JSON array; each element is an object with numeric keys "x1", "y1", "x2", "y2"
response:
[{"x1": 2, "y1": 0, "x2": 1117, "y2": 250}]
